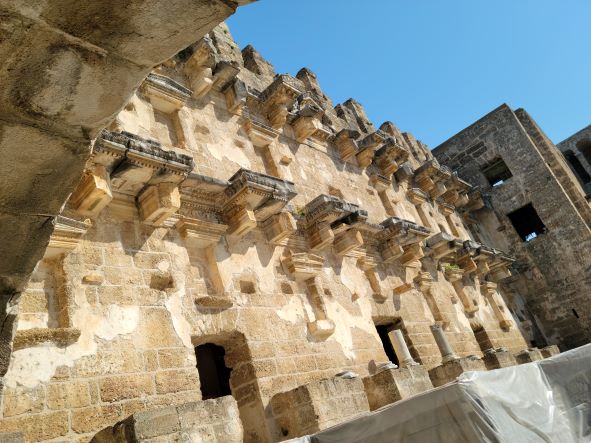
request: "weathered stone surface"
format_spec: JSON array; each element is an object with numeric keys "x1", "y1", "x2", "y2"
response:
[
  {"x1": 92, "y1": 396, "x2": 242, "y2": 443},
  {"x1": 362, "y1": 365, "x2": 433, "y2": 411},
  {"x1": 270, "y1": 377, "x2": 369, "y2": 441}
]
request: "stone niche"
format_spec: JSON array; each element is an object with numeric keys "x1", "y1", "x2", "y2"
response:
[
  {"x1": 362, "y1": 366, "x2": 433, "y2": 411},
  {"x1": 92, "y1": 396, "x2": 242, "y2": 443},
  {"x1": 269, "y1": 377, "x2": 370, "y2": 441}
]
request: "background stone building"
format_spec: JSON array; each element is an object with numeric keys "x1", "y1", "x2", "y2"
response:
[
  {"x1": 434, "y1": 105, "x2": 591, "y2": 350},
  {"x1": 0, "y1": 24, "x2": 541, "y2": 442}
]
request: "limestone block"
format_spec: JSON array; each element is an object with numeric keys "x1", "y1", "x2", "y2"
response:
[
  {"x1": 428, "y1": 356, "x2": 486, "y2": 387},
  {"x1": 70, "y1": 165, "x2": 113, "y2": 218},
  {"x1": 99, "y1": 375, "x2": 155, "y2": 403},
  {"x1": 194, "y1": 295, "x2": 233, "y2": 309},
  {"x1": 333, "y1": 229, "x2": 363, "y2": 256},
  {"x1": 13, "y1": 327, "x2": 80, "y2": 351},
  {"x1": 482, "y1": 349, "x2": 517, "y2": 370},
  {"x1": 514, "y1": 348, "x2": 544, "y2": 364},
  {"x1": 3, "y1": 386, "x2": 45, "y2": 417},
  {"x1": 381, "y1": 240, "x2": 404, "y2": 263},
  {"x1": 270, "y1": 377, "x2": 369, "y2": 441},
  {"x1": 0, "y1": 411, "x2": 69, "y2": 442},
  {"x1": 92, "y1": 396, "x2": 242, "y2": 443},
  {"x1": 138, "y1": 182, "x2": 181, "y2": 226},
  {"x1": 282, "y1": 251, "x2": 324, "y2": 279},
  {"x1": 362, "y1": 366, "x2": 433, "y2": 411}
]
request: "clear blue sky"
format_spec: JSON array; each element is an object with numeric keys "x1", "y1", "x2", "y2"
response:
[{"x1": 227, "y1": 0, "x2": 590, "y2": 148}]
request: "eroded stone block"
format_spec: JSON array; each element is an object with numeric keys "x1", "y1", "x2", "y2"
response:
[{"x1": 363, "y1": 366, "x2": 433, "y2": 411}]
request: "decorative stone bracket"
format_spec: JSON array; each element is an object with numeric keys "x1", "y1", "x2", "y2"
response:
[
  {"x1": 223, "y1": 168, "x2": 297, "y2": 237},
  {"x1": 440, "y1": 173, "x2": 471, "y2": 208},
  {"x1": 373, "y1": 138, "x2": 409, "y2": 176},
  {"x1": 259, "y1": 74, "x2": 303, "y2": 129},
  {"x1": 413, "y1": 159, "x2": 452, "y2": 199},
  {"x1": 333, "y1": 129, "x2": 360, "y2": 161},
  {"x1": 70, "y1": 131, "x2": 193, "y2": 225},
  {"x1": 378, "y1": 217, "x2": 430, "y2": 266},
  {"x1": 425, "y1": 231, "x2": 463, "y2": 263},
  {"x1": 291, "y1": 95, "x2": 325, "y2": 143},
  {"x1": 142, "y1": 73, "x2": 192, "y2": 113},
  {"x1": 356, "y1": 132, "x2": 385, "y2": 168},
  {"x1": 303, "y1": 195, "x2": 367, "y2": 253}
]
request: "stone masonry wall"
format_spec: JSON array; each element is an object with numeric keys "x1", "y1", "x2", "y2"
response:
[
  {"x1": 0, "y1": 25, "x2": 528, "y2": 442},
  {"x1": 434, "y1": 104, "x2": 591, "y2": 349}
]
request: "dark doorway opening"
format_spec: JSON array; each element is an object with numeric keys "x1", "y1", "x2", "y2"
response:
[
  {"x1": 195, "y1": 343, "x2": 232, "y2": 400},
  {"x1": 375, "y1": 323, "x2": 400, "y2": 366},
  {"x1": 506, "y1": 203, "x2": 546, "y2": 242}
]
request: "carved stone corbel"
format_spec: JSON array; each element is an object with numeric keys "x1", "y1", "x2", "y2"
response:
[
  {"x1": 70, "y1": 165, "x2": 113, "y2": 218},
  {"x1": 333, "y1": 129, "x2": 360, "y2": 161},
  {"x1": 356, "y1": 132, "x2": 385, "y2": 168},
  {"x1": 260, "y1": 75, "x2": 303, "y2": 129},
  {"x1": 138, "y1": 182, "x2": 181, "y2": 226}
]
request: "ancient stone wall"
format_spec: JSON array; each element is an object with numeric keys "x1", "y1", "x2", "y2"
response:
[
  {"x1": 0, "y1": 25, "x2": 531, "y2": 442},
  {"x1": 434, "y1": 104, "x2": 591, "y2": 349}
]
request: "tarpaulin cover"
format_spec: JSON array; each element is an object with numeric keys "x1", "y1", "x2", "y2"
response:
[{"x1": 290, "y1": 344, "x2": 591, "y2": 443}]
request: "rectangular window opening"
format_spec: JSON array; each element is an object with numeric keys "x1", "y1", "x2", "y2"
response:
[
  {"x1": 482, "y1": 157, "x2": 513, "y2": 187},
  {"x1": 506, "y1": 203, "x2": 546, "y2": 242}
]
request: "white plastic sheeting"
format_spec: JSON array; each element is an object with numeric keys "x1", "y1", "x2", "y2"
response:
[{"x1": 290, "y1": 344, "x2": 591, "y2": 443}]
